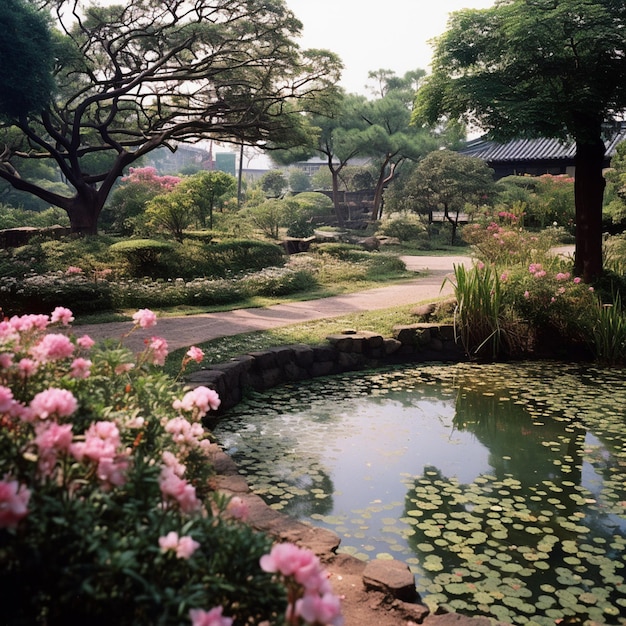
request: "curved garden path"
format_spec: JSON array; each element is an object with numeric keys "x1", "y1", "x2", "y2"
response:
[{"x1": 74, "y1": 254, "x2": 472, "y2": 353}]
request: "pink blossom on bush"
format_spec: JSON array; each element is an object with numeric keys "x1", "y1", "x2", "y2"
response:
[
  {"x1": 147, "y1": 336, "x2": 168, "y2": 366},
  {"x1": 296, "y1": 592, "x2": 344, "y2": 626},
  {"x1": 114, "y1": 362, "x2": 134, "y2": 374},
  {"x1": 159, "y1": 466, "x2": 201, "y2": 513},
  {"x1": 29, "y1": 388, "x2": 78, "y2": 421},
  {"x1": 9, "y1": 314, "x2": 49, "y2": 333},
  {"x1": 76, "y1": 334, "x2": 95, "y2": 349},
  {"x1": 165, "y1": 416, "x2": 204, "y2": 447},
  {"x1": 189, "y1": 606, "x2": 233, "y2": 626},
  {"x1": 34, "y1": 421, "x2": 74, "y2": 476},
  {"x1": 573, "y1": 276, "x2": 582, "y2": 284},
  {"x1": 158, "y1": 530, "x2": 179, "y2": 552},
  {"x1": 500, "y1": 272, "x2": 509, "y2": 282},
  {"x1": 226, "y1": 496, "x2": 249, "y2": 521},
  {"x1": 0, "y1": 477, "x2": 31, "y2": 529},
  {"x1": 524, "y1": 291, "x2": 530, "y2": 299},
  {"x1": 176, "y1": 535, "x2": 201, "y2": 559},
  {"x1": 70, "y1": 358, "x2": 92, "y2": 379},
  {"x1": 18, "y1": 358, "x2": 38, "y2": 378},
  {"x1": 162, "y1": 450, "x2": 186, "y2": 476},
  {"x1": 132, "y1": 308, "x2": 157, "y2": 328},
  {"x1": 65, "y1": 266, "x2": 83, "y2": 275},
  {"x1": 96, "y1": 455, "x2": 130, "y2": 487},
  {"x1": 534, "y1": 270, "x2": 547, "y2": 278},
  {"x1": 173, "y1": 386, "x2": 221, "y2": 418},
  {"x1": 0, "y1": 352, "x2": 13, "y2": 368},
  {"x1": 186, "y1": 346, "x2": 204, "y2": 363},
  {"x1": 555, "y1": 272, "x2": 571, "y2": 282},
  {"x1": 50, "y1": 307, "x2": 74, "y2": 326},
  {"x1": 30, "y1": 333, "x2": 75, "y2": 362},
  {"x1": 0, "y1": 385, "x2": 15, "y2": 412}
]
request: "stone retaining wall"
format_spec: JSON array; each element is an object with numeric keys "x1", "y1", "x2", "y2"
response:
[{"x1": 186, "y1": 323, "x2": 466, "y2": 413}]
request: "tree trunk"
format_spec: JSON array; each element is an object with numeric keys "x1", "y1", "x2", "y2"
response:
[
  {"x1": 574, "y1": 137, "x2": 605, "y2": 282},
  {"x1": 330, "y1": 169, "x2": 345, "y2": 227},
  {"x1": 66, "y1": 186, "x2": 104, "y2": 235}
]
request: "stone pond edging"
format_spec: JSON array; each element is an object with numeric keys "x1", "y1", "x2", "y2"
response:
[
  {"x1": 191, "y1": 325, "x2": 509, "y2": 625},
  {"x1": 187, "y1": 323, "x2": 467, "y2": 414}
]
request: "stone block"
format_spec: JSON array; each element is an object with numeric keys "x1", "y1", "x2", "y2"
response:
[
  {"x1": 362, "y1": 559, "x2": 417, "y2": 602},
  {"x1": 292, "y1": 344, "x2": 315, "y2": 368},
  {"x1": 310, "y1": 360, "x2": 335, "y2": 377}
]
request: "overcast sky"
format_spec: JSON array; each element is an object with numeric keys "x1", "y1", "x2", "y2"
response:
[{"x1": 284, "y1": 0, "x2": 495, "y2": 95}]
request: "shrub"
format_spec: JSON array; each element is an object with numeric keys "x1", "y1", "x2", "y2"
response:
[
  {"x1": 376, "y1": 211, "x2": 427, "y2": 242},
  {"x1": 0, "y1": 312, "x2": 284, "y2": 624},
  {"x1": 203, "y1": 239, "x2": 285, "y2": 277},
  {"x1": 242, "y1": 267, "x2": 317, "y2": 297},
  {"x1": 109, "y1": 239, "x2": 176, "y2": 278}
]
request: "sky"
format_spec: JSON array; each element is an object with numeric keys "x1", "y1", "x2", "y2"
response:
[{"x1": 284, "y1": 0, "x2": 495, "y2": 95}]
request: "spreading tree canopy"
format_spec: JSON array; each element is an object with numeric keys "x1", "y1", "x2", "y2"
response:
[
  {"x1": 0, "y1": 0, "x2": 341, "y2": 234},
  {"x1": 414, "y1": 0, "x2": 626, "y2": 282}
]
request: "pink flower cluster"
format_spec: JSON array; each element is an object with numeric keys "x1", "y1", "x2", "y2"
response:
[
  {"x1": 173, "y1": 386, "x2": 221, "y2": 419},
  {"x1": 158, "y1": 531, "x2": 200, "y2": 559},
  {"x1": 528, "y1": 263, "x2": 547, "y2": 278},
  {"x1": 0, "y1": 476, "x2": 31, "y2": 529},
  {"x1": 132, "y1": 308, "x2": 157, "y2": 329},
  {"x1": 260, "y1": 542, "x2": 343, "y2": 626},
  {"x1": 71, "y1": 421, "x2": 130, "y2": 488},
  {"x1": 159, "y1": 466, "x2": 201, "y2": 513}
]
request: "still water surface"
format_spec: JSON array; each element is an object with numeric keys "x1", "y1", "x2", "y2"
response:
[{"x1": 214, "y1": 362, "x2": 626, "y2": 624}]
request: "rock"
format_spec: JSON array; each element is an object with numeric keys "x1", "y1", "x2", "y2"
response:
[
  {"x1": 411, "y1": 303, "x2": 437, "y2": 320},
  {"x1": 362, "y1": 559, "x2": 418, "y2": 602},
  {"x1": 359, "y1": 236, "x2": 380, "y2": 251}
]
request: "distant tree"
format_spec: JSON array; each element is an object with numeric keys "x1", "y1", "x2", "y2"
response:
[
  {"x1": 603, "y1": 141, "x2": 626, "y2": 231},
  {"x1": 361, "y1": 70, "x2": 439, "y2": 220},
  {"x1": 287, "y1": 169, "x2": 311, "y2": 193},
  {"x1": 414, "y1": 0, "x2": 626, "y2": 281},
  {"x1": 176, "y1": 170, "x2": 237, "y2": 229},
  {"x1": 145, "y1": 193, "x2": 193, "y2": 243},
  {"x1": 260, "y1": 170, "x2": 288, "y2": 198},
  {"x1": 0, "y1": 0, "x2": 342, "y2": 234},
  {"x1": 405, "y1": 150, "x2": 494, "y2": 244}
]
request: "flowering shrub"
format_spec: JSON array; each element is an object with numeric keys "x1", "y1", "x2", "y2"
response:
[{"x1": 0, "y1": 308, "x2": 301, "y2": 625}]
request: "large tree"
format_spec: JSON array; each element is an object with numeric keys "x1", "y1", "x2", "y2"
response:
[
  {"x1": 360, "y1": 69, "x2": 439, "y2": 220},
  {"x1": 414, "y1": 0, "x2": 626, "y2": 282},
  {"x1": 0, "y1": 0, "x2": 341, "y2": 234}
]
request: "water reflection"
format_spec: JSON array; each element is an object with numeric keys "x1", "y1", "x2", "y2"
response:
[{"x1": 214, "y1": 363, "x2": 626, "y2": 625}]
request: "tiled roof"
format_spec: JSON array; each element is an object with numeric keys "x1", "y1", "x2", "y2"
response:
[{"x1": 460, "y1": 124, "x2": 626, "y2": 162}]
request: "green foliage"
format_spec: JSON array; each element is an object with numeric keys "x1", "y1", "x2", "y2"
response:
[
  {"x1": 376, "y1": 212, "x2": 427, "y2": 242},
  {"x1": 145, "y1": 194, "x2": 194, "y2": 243},
  {"x1": 243, "y1": 199, "x2": 287, "y2": 239},
  {"x1": 110, "y1": 239, "x2": 176, "y2": 278},
  {"x1": 287, "y1": 169, "x2": 311, "y2": 193},
  {"x1": 0, "y1": 316, "x2": 286, "y2": 625},
  {"x1": 0, "y1": 0, "x2": 54, "y2": 119},
  {"x1": 203, "y1": 239, "x2": 285, "y2": 276},
  {"x1": 592, "y1": 291, "x2": 626, "y2": 365},
  {"x1": 260, "y1": 170, "x2": 287, "y2": 198},
  {"x1": 446, "y1": 263, "x2": 506, "y2": 359}
]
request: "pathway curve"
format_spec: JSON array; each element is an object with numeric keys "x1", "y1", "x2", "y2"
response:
[{"x1": 73, "y1": 254, "x2": 472, "y2": 353}]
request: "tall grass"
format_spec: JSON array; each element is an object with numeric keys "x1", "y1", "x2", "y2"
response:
[
  {"x1": 592, "y1": 292, "x2": 626, "y2": 365},
  {"x1": 446, "y1": 263, "x2": 506, "y2": 359}
]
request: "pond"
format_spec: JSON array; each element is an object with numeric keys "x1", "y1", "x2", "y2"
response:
[{"x1": 213, "y1": 362, "x2": 626, "y2": 625}]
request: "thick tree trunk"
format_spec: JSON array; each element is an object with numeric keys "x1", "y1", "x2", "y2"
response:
[
  {"x1": 330, "y1": 170, "x2": 345, "y2": 227},
  {"x1": 66, "y1": 187, "x2": 104, "y2": 235},
  {"x1": 574, "y1": 138, "x2": 605, "y2": 282}
]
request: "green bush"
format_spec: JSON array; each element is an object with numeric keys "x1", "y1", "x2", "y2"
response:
[
  {"x1": 109, "y1": 239, "x2": 176, "y2": 278},
  {"x1": 376, "y1": 211, "x2": 427, "y2": 242},
  {"x1": 242, "y1": 267, "x2": 317, "y2": 297},
  {"x1": 203, "y1": 239, "x2": 285, "y2": 277}
]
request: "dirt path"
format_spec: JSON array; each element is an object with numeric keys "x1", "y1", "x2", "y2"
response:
[{"x1": 73, "y1": 254, "x2": 471, "y2": 353}]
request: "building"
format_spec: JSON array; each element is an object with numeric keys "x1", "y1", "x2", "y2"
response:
[{"x1": 460, "y1": 123, "x2": 626, "y2": 179}]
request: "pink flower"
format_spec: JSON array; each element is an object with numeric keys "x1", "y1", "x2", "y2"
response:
[
  {"x1": 589, "y1": 286, "x2": 595, "y2": 292},
  {"x1": 165, "y1": 417, "x2": 204, "y2": 447},
  {"x1": 573, "y1": 277, "x2": 582, "y2": 284},
  {"x1": 296, "y1": 592, "x2": 343, "y2": 626},
  {"x1": 555, "y1": 272, "x2": 570, "y2": 282},
  {"x1": 29, "y1": 388, "x2": 78, "y2": 420},
  {"x1": 189, "y1": 607, "x2": 233, "y2": 626},
  {"x1": 18, "y1": 358, "x2": 38, "y2": 378},
  {"x1": 35, "y1": 421, "x2": 73, "y2": 453},
  {"x1": 528, "y1": 263, "x2": 542, "y2": 274},
  {"x1": 186, "y1": 346, "x2": 204, "y2": 363},
  {"x1": 173, "y1": 386, "x2": 220, "y2": 418},
  {"x1": 9, "y1": 314, "x2": 49, "y2": 333},
  {"x1": 500, "y1": 272, "x2": 509, "y2": 282},
  {"x1": 65, "y1": 266, "x2": 83, "y2": 275},
  {"x1": 70, "y1": 357, "x2": 92, "y2": 379},
  {"x1": 0, "y1": 477, "x2": 31, "y2": 529},
  {"x1": 147, "y1": 336, "x2": 168, "y2": 366},
  {"x1": 176, "y1": 535, "x2": 201, "y2": 559},
  {"x1": 76, "y1": 334, "x2": 95, "y2": 349},
  {"x1": 132, "y1": 308, "x2": 157, "y2": 328},
  {"x1": 96, "y1": 455, "x2": 129, "y2": 487},
  {"x1": 30, "y1": 333, "x2": 74, "y2": 362},
  {"x1": 159, "y1": 466, "x2": 201, "y2": 513},
  {"x1": 0, "y1": 385, "x2": 14, "y2": 412},
  {"x1": 159, "y1": 531, "x2": 180, "y2": 552},
  {"x1": 0, "y1": 352, "x2": 13, "y2": 369},
  {"x1": 114, "y1": 362, "x2": 134, "y2": 374},
  {"x1": 226, "y1": 496, "x2": 249, "y2": 521},
  {"x1": 50, "y1": 307, "x2": 74, "y2": 325},
  {"x1": 535, "y1": 270, "x2": 547, "y2": 278},
  {"x1": 524, "y1": 291, "x2": 530, "y2": 299}
]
